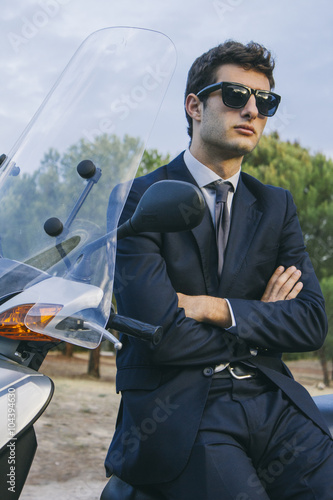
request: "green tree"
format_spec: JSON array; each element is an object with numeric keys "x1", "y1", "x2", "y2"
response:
[
  {"x1": 0, "y1": 133, "x2": 169, "y2": 378},
  {"x1": 137, "y1": 148, "x2": 170, "y2": 177},
  {"x1": 243, "y1": 132, "x2": 333, "y2": 383},
  {"x1": 62, "y1": 138, "x2": 169, "y2": 376}
]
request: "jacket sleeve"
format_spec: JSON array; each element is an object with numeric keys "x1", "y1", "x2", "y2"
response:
[{"x1": 228, "y1": 190, "x2": 327, "y2": 353}]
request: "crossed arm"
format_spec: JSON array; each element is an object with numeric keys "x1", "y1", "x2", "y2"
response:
[{"x1": 177, "y1": 265, "x2": 303, "y2": 328}]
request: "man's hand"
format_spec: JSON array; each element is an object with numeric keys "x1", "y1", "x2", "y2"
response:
[
  {"x1": 177, "y1": 293, "x2": 232, "y2": 328},
  {"x1": 177, "y1": 265, "x2": 303, "y2": 327},
  {"x1": 261, "y1": 266, "x2": 303, "y2": 302}
]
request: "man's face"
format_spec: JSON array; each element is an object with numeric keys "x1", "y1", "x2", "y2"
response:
[{"x1": 196, "y1": 64, "x2": 271, "y2": 160}]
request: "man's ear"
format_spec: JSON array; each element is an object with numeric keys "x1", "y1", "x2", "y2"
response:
[{"x1": 185, "y1": 93, "x2": 202, "y2": 123}]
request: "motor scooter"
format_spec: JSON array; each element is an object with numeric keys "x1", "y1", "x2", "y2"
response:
[
  {"x1": 0, "y1": 26, "x2": 189, "y2": 499},
  {"x1": 0, "y1": 26, "x2": 332, "y2": 500},
  {"x1": 0, "y1": 172, "x2": 205, "y2": 500}
]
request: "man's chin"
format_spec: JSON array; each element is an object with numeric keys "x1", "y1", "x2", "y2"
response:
[{"x1": 229, "y1": 141, "x2": 258, "y2": 157}]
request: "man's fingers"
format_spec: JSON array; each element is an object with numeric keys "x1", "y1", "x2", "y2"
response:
[
  {"x1": 261, "y1": 266, "x2": 303, "y2": 302},
  {"x1": 261, "y1": 266, "x2": 285, "y2": 301},
  {"x1": 270, "y1": 266, "x2": 299, "y2": 296},
  {"x1": 278, "y1": 268, "x2": 302, "y2": 299},
  {"x1": 285, "y1": 281, "x2": 303, "y2": 300}
]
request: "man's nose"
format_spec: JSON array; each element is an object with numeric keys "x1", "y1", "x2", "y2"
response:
[{"x1": 240, "y1": 94, "x2": 259, "y2": 119}]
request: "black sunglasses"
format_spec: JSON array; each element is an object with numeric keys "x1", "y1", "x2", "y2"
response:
[{"x1": 197, "y1": 81, "x2": 281, "y2": 117}]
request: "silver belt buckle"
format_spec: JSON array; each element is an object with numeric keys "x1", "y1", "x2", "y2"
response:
[
  {"x1": 214, "y1": 362, "x2": 230, "y2": 373},
  {"x1": 227, "y1": 365, "x2": 253, "y2": 380}
]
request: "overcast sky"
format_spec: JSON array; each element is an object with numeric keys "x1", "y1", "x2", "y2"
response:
[{"x1": 0, "y1": 0, "x2": 332, "y2": 161}]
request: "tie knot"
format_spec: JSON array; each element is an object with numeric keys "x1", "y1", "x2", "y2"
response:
[{"x1": 206, "y1": 181, "x2": 233, "y2": 203}]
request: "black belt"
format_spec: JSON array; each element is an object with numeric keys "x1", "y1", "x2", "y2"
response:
[{"x1": 212, "y1": 363, "x2": 257, "y2": 380}]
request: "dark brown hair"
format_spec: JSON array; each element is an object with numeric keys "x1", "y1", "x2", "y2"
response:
[{"x1": 185, "y1": 40, "x2": 276, "y2": 138}]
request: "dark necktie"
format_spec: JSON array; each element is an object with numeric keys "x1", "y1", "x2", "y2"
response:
[{"x1": 206, "y1": 181, "x2": 234, "y2": 277}]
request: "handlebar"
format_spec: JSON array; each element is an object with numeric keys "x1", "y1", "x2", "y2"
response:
[
  {"x1": 54, "y1": 314, "x2": 162, "y2": 350},
  {"x1": 107, "y1": 314, "x2": 163, "y2": 345}
]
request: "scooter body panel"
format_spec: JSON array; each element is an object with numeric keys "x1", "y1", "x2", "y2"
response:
[
  {"x1": 314, "y1": 394, "x2": 333, "y2": 437},
  {"x1": 0, "y1": 357, "x2": 54, "y2": 451}
]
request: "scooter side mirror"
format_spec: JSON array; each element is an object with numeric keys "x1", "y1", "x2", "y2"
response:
[{"x1": 117, "y1": 180, "x2": 205, "y2": 240}]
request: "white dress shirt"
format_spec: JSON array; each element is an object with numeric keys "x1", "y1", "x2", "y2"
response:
[
  {"x1": 183, "y1": 149, "x2": 239, "y2": 328},
  {"x1": 184, "y1": 149, "x2": 240, "y2": 221}
]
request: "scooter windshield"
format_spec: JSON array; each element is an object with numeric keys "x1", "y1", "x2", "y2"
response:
[{"x1": 0, "y1": 27, "x2": 176, "y2": 347}]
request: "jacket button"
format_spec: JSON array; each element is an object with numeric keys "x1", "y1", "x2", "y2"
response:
[{"x1": 203, "y1": 367, "x2": 214, "y2": 377}]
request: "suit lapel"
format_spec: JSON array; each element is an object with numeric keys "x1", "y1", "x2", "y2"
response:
[
  {"x1": 165, "y1": 156, "x2": 264, "y2": 297},
  {"x1": 191, "y1": 211, "x2": 220, "y2": 294},
  {"x1": 167, "y1": 154, "x2": 219, "y2": 295},
  {"x1": 219, "y1": 176, "x2": 263, "y2": 297}
]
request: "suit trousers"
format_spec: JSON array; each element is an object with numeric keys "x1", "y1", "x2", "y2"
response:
[{"x1": 152, "y1": 374, "x2": 333, "y2": 500}]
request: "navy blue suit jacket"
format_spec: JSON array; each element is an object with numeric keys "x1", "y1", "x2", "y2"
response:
[{"x1": 105, "y1": 152, "x2": 329, "y2": 485}]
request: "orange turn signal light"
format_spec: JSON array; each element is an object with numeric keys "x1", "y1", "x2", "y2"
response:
[{"x1": 0, "y1": 303, "x2": 62, "y2": 341}]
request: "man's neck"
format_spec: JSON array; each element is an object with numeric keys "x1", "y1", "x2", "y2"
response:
[{"x1": 189, "y1": 145, "x2": 243, "y2": 180}]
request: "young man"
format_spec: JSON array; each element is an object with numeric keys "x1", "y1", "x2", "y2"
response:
[{"x1": 105, "y1": 41, "x2": 333, "y2": 499}]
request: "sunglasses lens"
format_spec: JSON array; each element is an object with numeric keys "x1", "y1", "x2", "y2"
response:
[
  {"x1": 256, "y1": 93, "x2": 279, "y2": 117},
  {"x1": 223, "y1": 84, "x2": 249, "y2": 108}
]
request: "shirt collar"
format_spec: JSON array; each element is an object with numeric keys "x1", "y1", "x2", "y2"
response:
[{"x1": 183, "y1": 148, "x2": 240, "y2": 192}]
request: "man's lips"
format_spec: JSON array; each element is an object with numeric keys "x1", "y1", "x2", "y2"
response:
[{"x1": 234, "y1": 124, "x2": 255, "y2": 135}]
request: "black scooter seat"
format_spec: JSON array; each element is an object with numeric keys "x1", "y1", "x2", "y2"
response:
[{"x1": 100, "y1": 474, "x2": 156, "y2": 500}]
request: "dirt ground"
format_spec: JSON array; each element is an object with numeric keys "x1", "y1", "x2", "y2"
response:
[
  {"x1": 20, "y1": 352, "x2": 120, "y2": 500},
  {"x1": 19, "y1": 352, "x2": 333, "y2": 500}
]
